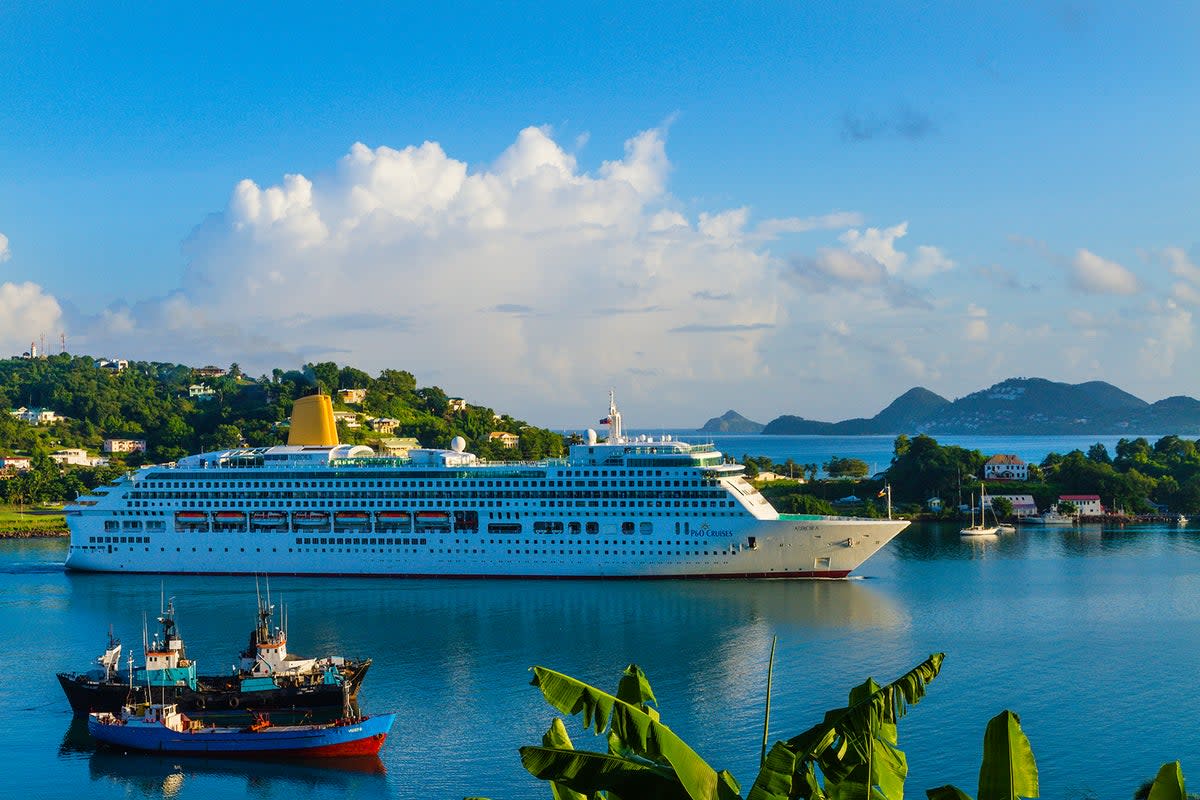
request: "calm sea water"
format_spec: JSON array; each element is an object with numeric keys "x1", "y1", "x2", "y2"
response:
[
  {"x1": 628, "y1": 432, "x2": 1163, "y2": 475},
  {"x1": 5, "y1": 525, "x2": 1199, "y2": 800}
]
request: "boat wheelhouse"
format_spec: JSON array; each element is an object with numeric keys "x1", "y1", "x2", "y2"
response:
[{"x1": 64, "y1": 393, "x2": 909, "y2": 579}]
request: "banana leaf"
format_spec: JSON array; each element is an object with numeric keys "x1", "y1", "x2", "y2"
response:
[
  {"x1": 745, "y1": 653, "x2": 945, "y2": 800},
  {"x1": 542, "y1": 718, "x2": 590, "y2": 800},
  {"x1": 521, "y1": 745, "x2": 690, "y2": 800},
  {"x1": 617, "y1": 664, "x2": 660, "y2": 720},
  {"x1": 1147, "y1": 762, "x2": 1185, "y2": 800},
  {"x1": 976, "y1": 711, "x2": 1038, "y2": 800},
  {"x1": 529, "y1": 666, "x2": 741, "y2": 800}
]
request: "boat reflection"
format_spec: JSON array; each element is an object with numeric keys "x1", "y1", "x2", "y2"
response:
[{"x1": 87, "y1": 747, "x2": 386, "y2": 797}]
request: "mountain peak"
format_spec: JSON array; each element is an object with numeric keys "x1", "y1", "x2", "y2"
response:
[{"x1": 698, "y1": 410, "x2": 764, "y2": 433}]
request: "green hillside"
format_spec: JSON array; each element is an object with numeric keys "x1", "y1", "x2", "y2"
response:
[{"x1": 0, "y1": 354, "x2": 563, "y2": 505}]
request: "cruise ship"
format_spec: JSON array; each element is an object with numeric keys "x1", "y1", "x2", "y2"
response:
[{"x1": 65, "y1": 394, "x2": 909, "y2": 578}]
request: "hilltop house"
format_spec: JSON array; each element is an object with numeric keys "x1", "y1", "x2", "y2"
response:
[
  {"x1": 333, "y1": 411, "x2": 361, "y2": 429},
  {"x1": 193, "y1": 365, "x2": 226, "y2": 378},
  {"x1": 983, "y1": 454, "x2": 1028, "y2": 481},
  {"x1": 488, "y1": 431, "x2": 520, "y2": 449},
  {"x1": 94, "y1": 358, "x2": 128, "y2": 372},
  {"x1": 378, "y1": 437, "x2": 420, "y2": 457},
  {"x1": 338, "y1": 388, "x2": 367, "y2": 405},
  {"x1": 369, "y1": 417, "x2": 400, "y2": 434},
  {"x1": 1058, "y1": 494, "x2": 1103, "y2": 516},
  {"x1": 10, "y1": 407, "x2": 65, "y2": 425},
  {"x1": 448, "y1": 397, "x2": 468, "y2": 412},
  {"x1": 103, "y1": 438, "x2": 146, "y2": 454}
]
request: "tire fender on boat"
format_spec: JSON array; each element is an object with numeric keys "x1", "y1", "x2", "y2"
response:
[{"x1": 228, "y1": 696, "x2": 239, "y2": 709}]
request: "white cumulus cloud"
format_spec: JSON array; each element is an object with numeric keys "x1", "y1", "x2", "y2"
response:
[
  {"x1": 0, "y1": 282, "x2": 63, "y2": 354},
  {"x1": 1071, "y1": 248, "x2": 1140, "y2": 294},
  {"x1": 101, "y1": 125, "x2": 864, "y2": 418},
  {"x1": 0, "y1": 232, "x2": 10, "y2": 263}
]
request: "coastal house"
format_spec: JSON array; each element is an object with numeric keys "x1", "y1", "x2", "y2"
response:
[
  {"x1": 369, "y1": 417, "x2": 399, "y2": 434},
  {"x1": 1058, "y1": 494, "x2": 1103, "y2": 516},
  {"x1": 926, "y1": 497, "x2": 944, "y2": 511},
  {"x1": 488, "y1": 431, "x2": 520, "y2": 449},
  {"x1": 333, "y1": 411, "x2": 361, "y2": 429},
  {"x1": 983, "y1": 454, "x2": 1028, "y2": 481},
  {"x1": 378, "y1": 437, "x2": 420, "y2": 457},
  {"x1": 10, "y1": 407, "x2": 65, "y2": 425},
  {"x1": 193, "y1": 365, "x2": 227, "y2": 378},
  {"x1": 985, "y1": 494, "x2": 1039, "y2": 518},
  {"x1": 188, "y1": 384, "x2": 216, "y2": 400},
  {"x1": 338, "y1": 388, "x2": 367, "y2": 405},
  {"x1": 49, "y1": 448, "x2": 107, "y2": 467},
  {"x1": 103, "y1": 438, "x2": 147, "y2": 454},
  {"x1": 448, "y1": 397, "x2": 468, "y2": 412}
]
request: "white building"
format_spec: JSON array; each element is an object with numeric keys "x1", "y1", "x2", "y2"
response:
[
  {"x1": 188, "y1": 384, "x2": 216, "y2": 400},
  {"x1": 983, "y1": 454, "x2": 1029, "y2": 481},
  {"x1": 448, "y1": 397, "x2": 468, "y2": 412},
  {"x1": 1058, "y1": 495, "x2": 1103, "y2": 516},
  {"x1": 95, "y1": 358, "x2": 128, "y2": 372},
  {"x1": 103, "y1": 438, "x2": 147, "y2": 454},
  {"x1": 333, "y1": 411, "x2": 361, "y2": 429},
  {"x1": 10, "y1": 407, "x2": 65, "y2": 425},
  {"x1": 984, "y1": 494, "x2": 1039, "y2": 518},
  {"x1": 49, "y1": 448, "x2": 108, "y2": 467},
  {"x1": 338, "y1": 388, "x2": 367, "y2": 405},
  {"x1": 0, "y1": 455, "x2": 32, "y2": 473}
]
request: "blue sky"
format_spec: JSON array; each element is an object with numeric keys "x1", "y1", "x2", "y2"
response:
[{"x1": 0, "y1": 2, "x2": 1197, "y2": 426}]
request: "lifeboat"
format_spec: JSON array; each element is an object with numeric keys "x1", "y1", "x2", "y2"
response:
[
  {"x1": 250, "y1": 511, "x2": 288, "y2": 527},
  {"x1": 215, "y1": 511, "x2": 246, "y2": 522},
  {"x1": 416, "y1": 511, "x2": 449, "y2": 521},
  {"x1": 292, "y1": 511, "x2": 330, "y2": 527},
  {"x1": 334, "y1": 511, "x2": 370, "y2": 526},
  {"x1": 376, "y1": 511, "x2": 410, "y2": 521},
  {"x1": 175, "y1": 511, "x2": 208, "y2": 525}
]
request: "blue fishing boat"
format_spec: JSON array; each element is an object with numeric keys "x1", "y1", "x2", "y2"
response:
[{"x1": 88, "y1": 703, "x2": 394, "y2": 757}]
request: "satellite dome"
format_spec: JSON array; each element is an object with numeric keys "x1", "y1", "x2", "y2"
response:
[
  {"x1": 586, "y1": 429, "x2": 598, "y2": 445},
  {"x1": 450, "y1": 436, "x2": 467, "y2": 453}
]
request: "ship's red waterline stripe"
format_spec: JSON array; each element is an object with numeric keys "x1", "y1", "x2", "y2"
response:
[
  {"x1": 66, "y1": 567, "x2": 852, "y2": 580},
  {"x1": 286, "y1": 733, "x2": 388, "y2": 758}
]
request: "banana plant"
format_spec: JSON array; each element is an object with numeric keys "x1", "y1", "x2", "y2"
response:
[
  {"x1": 518, "y1": 654, "x2": 945, "y2": 800},
  {"x1": 520, "y1": 664, "x2": 741, "y2": 800},
  {"x1": 745, "y1": 652, "x2": 945, "y2": 800}
]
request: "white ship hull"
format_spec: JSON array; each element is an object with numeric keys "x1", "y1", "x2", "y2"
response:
[{"x1": 66, "y1": 514, "x2": 904, "y2": 579}]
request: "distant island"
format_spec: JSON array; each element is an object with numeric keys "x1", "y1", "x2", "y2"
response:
[
  {"x1": 698, "y1": 410, "x2": 764, "y2": 434},
  {"x1": 729, "y1": 378, "x2": 1200, "y2": 436}
]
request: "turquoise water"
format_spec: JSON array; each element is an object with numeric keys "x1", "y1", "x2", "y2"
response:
[{"x1": 5, "y1": 525, "x2": 1200, "y2": 799}]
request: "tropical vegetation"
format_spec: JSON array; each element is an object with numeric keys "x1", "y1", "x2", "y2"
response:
[
  {"x1": 746, "y1": 433, "x2": 1200, "y2": 516},
  {"x1": 0, "y1": 354, "x2": 564, "y2": 505},
  {"x1": 483, "y1": 654, "x2": 1187, "y2": 800}
]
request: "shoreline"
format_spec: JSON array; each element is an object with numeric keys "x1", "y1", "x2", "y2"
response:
[{"x1": 0, "y1": 529, "x2": 68, "y2": 539}]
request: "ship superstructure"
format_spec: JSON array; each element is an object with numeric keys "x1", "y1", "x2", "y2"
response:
[{"x1": 65, "y1": 393, "x2": 908, "y2": 578}]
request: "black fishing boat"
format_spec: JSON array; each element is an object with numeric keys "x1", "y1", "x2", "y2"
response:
[{"x1": 57, "y1": 595, "x2": 370, "y2": 715}]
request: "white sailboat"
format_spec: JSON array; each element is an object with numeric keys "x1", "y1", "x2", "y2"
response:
[{"x1": 960, "y1": 483, "x2": 1001, "y2": 537}]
